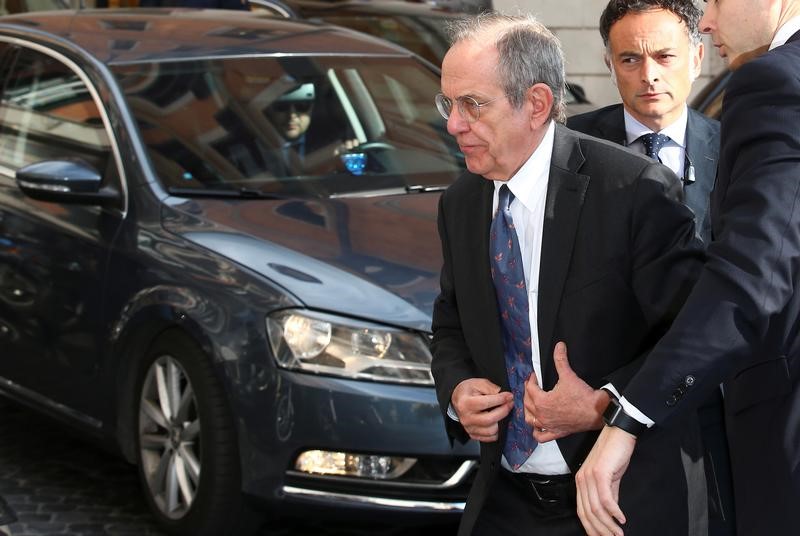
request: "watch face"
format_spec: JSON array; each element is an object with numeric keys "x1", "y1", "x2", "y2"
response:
[{"x1": 603, "y1": 398, "x2": 645, "y2": 437}]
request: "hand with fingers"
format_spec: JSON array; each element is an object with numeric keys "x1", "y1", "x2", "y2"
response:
[
  {"x1": 575, "y1": 425, "x2": 636, "y2": 536},
  {"x1": 523, "y1": 342, "x2": 611, "y2": 443},
  {"x1": 451, "y1": 378, "x2": 514, "y2": 442},
  {"x1": 333, "y1": 138, "x2": 361, "y2": 156}
]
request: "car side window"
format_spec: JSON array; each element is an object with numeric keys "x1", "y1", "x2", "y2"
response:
[{"x1": 0, "y1": 45, "x2": 114, "y2": 180}]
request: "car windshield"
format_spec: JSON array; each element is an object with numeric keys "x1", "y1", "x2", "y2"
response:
[{"x1": 110, "y1": 55, "x2": 464, "y2": 199}]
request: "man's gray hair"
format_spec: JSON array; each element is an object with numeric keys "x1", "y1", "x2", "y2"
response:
[{"x1": 447, "y1": 12, "x2": 567, "y2": 123}]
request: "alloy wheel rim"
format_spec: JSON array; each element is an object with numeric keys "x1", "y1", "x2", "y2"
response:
[{"x1": 139, "y1": 355, "x2": 201, "y2": 519}]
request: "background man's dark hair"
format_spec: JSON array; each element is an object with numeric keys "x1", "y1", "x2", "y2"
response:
[{"x1": 599, "y1": 0, "x2": 702, "y2": 48}]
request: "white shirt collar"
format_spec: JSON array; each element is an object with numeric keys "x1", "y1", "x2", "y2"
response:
[
  {"x1": 623, "y1": 106, "x2": 688, "y2": 148},
  {"x1": 770, "y1": 15, "x2": 800, "y2": 50},
  {"x1": 493, "y1": 120, "x2": 555, "y2": 211}
]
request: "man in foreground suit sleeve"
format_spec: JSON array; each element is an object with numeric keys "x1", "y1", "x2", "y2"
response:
[
  {"x1": 430, "y1": 12, "x2": 707, "y2": 536},
  {"x1": 567, "y1": 2, "x2": 734, "y2": 534},
  {"x1": 576, "y1": 1, "x2": 800, "y2": 535}
]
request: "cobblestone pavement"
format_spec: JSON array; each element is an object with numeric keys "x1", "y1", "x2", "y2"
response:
[{"x1": 0, "y1": 398, "x2": 459, "y2": 536}]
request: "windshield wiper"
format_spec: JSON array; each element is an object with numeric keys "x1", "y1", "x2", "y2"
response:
[
  {"x1": 405, "y1": 184, "x2": 448, "y2": 193},
  {"x1": 167, "y1": 187, "x2": 289, "y2": 199}
]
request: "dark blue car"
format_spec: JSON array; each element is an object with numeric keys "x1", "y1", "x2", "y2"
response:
[{"x1": 0, "y1": 8, "x2": 477, "y2": 535}]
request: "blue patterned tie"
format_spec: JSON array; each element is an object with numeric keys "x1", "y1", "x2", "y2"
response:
[
  {"x1": 638, "y1": 132, "x2": 671, "y2": 161},
  {"x1": 490, "y1": 184, "x2": 536, "y2": 469}
]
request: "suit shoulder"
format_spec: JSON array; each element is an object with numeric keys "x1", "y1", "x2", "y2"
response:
[
  {"x1": 688, "y1": 108, "x2": 719, "y2": 132},
  {"x1": 731, "y1": 45, "x2": 800, "y2": 94},
  {"x1": 566, "y1": 103, "x2": 621, "y2": 132},
  {"x1": 557, "y1": 128, "x2": 681, "y2": 196},
  {"x1": 570, "y1": 129, "x2": 650, "y2": 168}
]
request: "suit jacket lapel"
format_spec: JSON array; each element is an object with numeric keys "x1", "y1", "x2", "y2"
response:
[
  {"x1": 788, "y1": 29, "x2": 800, "y2": 44},
  {"x1": 537, "y1": 125, "x2": 590, "y2": 385}
]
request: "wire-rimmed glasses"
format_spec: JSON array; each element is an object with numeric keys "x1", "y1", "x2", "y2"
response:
[{"x1": 435, "y1": 93, "x2": 505, "y2": 123}]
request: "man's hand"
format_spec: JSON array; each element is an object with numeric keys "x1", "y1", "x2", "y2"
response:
[
  {"x1": 451, "y1": 378, "x2": 514, "y2": 442},
  {"x1": 575, "y1": 425, "x2": 636, "y2": 536},
  {"x1": 333, "y1": 138, "x2": 361, "y2": 156},
  {"x1": 523, "y1": 342, "x2": 610, "y2": 442}
]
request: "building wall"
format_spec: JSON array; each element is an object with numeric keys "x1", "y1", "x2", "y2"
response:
[{"x1": 492, "y1": 0, "x2": 727, "y2": 109}]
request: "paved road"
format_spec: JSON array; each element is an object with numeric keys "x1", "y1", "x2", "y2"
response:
[{"x1": 0, "y1": 398, "x2": 459, "y2": 536}]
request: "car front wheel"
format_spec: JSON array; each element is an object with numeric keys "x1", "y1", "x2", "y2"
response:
[{"x1": 135, "y1": 330, "x2": 261, "y2": 536}]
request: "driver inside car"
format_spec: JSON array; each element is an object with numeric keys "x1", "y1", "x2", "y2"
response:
[{"x1": 265, "y1": 82, "x2": 363, "y2": 174}]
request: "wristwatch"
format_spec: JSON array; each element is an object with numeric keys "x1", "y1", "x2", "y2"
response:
[{"x1": 602, "y1": 395, "x2": 647, "y2": 437}]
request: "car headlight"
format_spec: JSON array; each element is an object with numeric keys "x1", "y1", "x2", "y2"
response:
[{"x1": 266, "y1": 310, "x2": 433, "y2": 385}]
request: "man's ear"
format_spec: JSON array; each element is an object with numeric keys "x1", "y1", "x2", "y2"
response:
[
  {"x1": 528, "y1": 83, "x2": 554, "y2": 127},
  {"x1": 605, "y1": 52, "x2": 618, "y2": 87},
  {"x1": 690, "y1": 42, "x2": 704, "y2": 82}
]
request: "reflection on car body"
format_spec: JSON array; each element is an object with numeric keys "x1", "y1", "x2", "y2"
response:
[{"x1": 0, "y1": 8, "x2": 476, "y2": 536}]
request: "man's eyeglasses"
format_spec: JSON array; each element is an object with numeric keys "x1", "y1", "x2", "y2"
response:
[
  {"x1": 435, "y1": 93, "x2": 505, "y2": 123},
  {"x1": 270, "y1": 101, "x2": 314, "y2": 114}
]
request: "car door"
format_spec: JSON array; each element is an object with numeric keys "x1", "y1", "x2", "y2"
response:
[{"x1": 0, "y1": 41, "x2": 125, "y2": 426}]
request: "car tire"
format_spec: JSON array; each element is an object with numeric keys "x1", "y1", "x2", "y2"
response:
[{"x1": 134, "y1": 330, "x2": 261, "y2": 536}]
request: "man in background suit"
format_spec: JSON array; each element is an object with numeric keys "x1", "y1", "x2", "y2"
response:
[
  {"x1": 568, "y1": 0, "x2": 717, "y2": 243},
  {"x1": 567, "y1": 2, "x2": 733, "y2": 534},
  {"x1": 576, "y1": 1, "x2": 800, "y2": 535},
  {"x1": 431, "y1": 12, "x2": 707, "y2": 536}
]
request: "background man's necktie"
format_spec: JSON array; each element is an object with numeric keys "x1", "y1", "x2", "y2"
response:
[
  {"x1": 638, "y1": 132, "x2": 671, "y2": 161},
  {"x1": 489, "y1": 184, "x2": 536, "y2": 469}
]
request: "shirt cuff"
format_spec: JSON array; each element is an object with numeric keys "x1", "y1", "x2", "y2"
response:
[
  {"x1": 446, "y1": 403, "x2": 460, "y2": 422},
  {"x1": 602, "y1": 383, "x2": 654, "y2": 427}
]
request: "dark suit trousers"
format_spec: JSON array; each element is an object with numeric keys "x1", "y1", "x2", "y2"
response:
[{"x1": 471, "y1": 470, "x2": 585, "y2": 536}]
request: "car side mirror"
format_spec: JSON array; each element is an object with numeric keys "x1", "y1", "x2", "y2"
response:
[{"x1": 15, "y1": 159, "x2": 119, "y2": 207}]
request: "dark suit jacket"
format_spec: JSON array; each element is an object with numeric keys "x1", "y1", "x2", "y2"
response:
[
  {"x1": 569, "y1": 102, "x2": 735, "y2": 535},
  {"x1": 621, "y1": 31, "x2": 800, "y2": 535},
  {"x1": 567, "y1": 104, "x2": 719, "y2": 243},
  {"x1": 431, "y1": 124, "x2": 707, "y2": 536}
]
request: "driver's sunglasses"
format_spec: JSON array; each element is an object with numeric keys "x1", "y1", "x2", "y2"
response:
[
  {"x1": 435, "y1": 93, "x2": 505, "y2": 123},
  {"x1": 271, "y1": 101, "x2": 313, "y2": 114}
]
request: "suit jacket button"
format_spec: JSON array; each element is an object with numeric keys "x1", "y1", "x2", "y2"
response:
[{"x1": 685, "y1": 375, "x2": 695, "y2": 386}]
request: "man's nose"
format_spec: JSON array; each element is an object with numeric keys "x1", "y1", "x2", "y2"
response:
[
  {"x1": 641, "y1": 58, "x2": 660, "y2": 84},
  {"x1": 699, "y1": 5, "x2": 715, "y2": 34},
  {"x1": 446, "y1": 106, "x2": 470, "y2": 135}
]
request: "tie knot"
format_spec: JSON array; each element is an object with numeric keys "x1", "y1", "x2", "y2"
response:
[
  {"x1": 638, "y1": 132, "x2": 671, "y2": 160},
  {"x1": 498, "y1": 184, "x2": 515, "y2": 212}
]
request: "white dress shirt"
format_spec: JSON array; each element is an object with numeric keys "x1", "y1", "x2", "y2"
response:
[
  {"x1": 490, "y1": 121, "x2": 571, "y2": 475},
  {"x1": 624, "y1": 106, "x2": 688, "y2": 178}
]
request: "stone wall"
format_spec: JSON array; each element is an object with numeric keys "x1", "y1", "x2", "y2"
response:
[{"x1": 491, "y1": 0, "x2": 727, "y2": 108}]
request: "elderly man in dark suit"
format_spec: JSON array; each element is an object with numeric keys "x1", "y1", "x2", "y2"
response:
[
  {"x1": 576, "y1": 1, "x2": 800, "y2": 535},
  {"x1": 566, "y1": 2, "x2": 733, "y2": 534},
  {"x1": 431, "y1": 12, "x2": 707, "y2": 536}
]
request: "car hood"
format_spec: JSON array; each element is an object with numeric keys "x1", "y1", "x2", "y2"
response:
[{"x1": 162, "y1": 193, "x2": 444, "y2": 331}]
